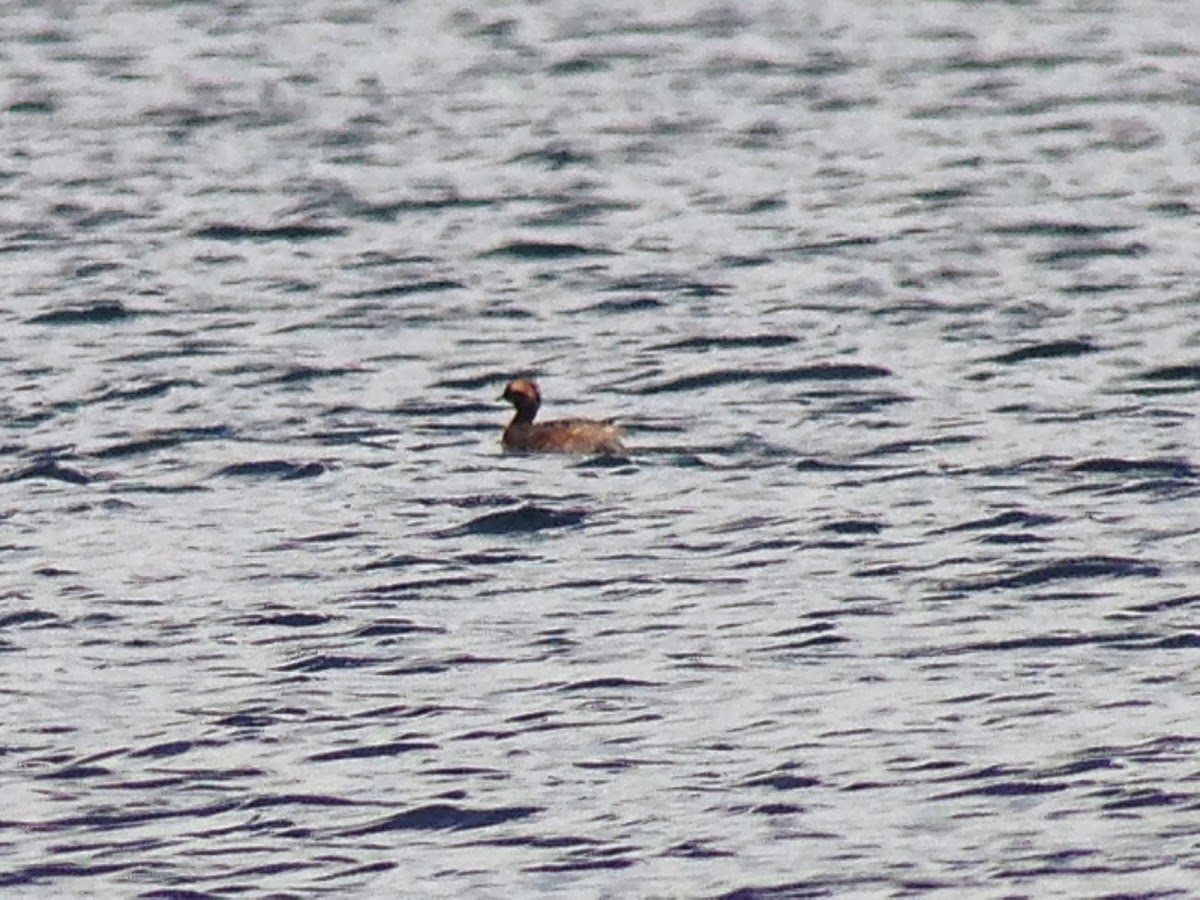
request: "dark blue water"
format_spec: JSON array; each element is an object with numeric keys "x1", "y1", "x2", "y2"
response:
[{"x1": 2, "y1": 1, "x2": 1198, "y2": 896}]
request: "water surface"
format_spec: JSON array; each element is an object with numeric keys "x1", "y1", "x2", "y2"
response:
[{"x1": 1, "y1": 1, "x2": 1198, "y2": 896}]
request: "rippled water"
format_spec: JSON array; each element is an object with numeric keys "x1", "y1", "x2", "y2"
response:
[{"x1": 2, "y1": 1, "x2": 1199, "y2": 896}]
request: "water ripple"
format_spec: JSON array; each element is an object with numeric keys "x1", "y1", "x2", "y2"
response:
[{"x1": 1, "y1": 1, "x2": 1197, "y2": 896}]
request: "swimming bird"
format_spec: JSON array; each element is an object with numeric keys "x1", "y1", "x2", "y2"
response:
[{"x1": 500, "y1": 378, "x2": 627, "y2": 455}]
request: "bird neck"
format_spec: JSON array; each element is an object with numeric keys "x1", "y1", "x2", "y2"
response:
[{"x1": 510, "y1": 403, "x2": 538, "y2": 425}]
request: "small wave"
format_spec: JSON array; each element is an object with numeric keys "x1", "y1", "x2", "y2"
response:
[
  {"x1": 354, "y1": 620, "x2": 446, "y2": 638},
  {"x1": 433, "y1": 371, "x2": 513, "y2": 391},
  {"x1": 558, "y1": 677, "x2": 659, "y2": 692},
  {"x1": 259, "y1": 365, "x2": 361, "y2": 385},
  {"x1": 1069, "y1": 457, "x2": 1195, "y2": 479},
  {"x1": 350, "y1": 196, "x2": 494, "y2": 219},
  {"x1": 953, "y1": 555, "x2": 1161, "y2": 592},
  {"x1": 92, "y1": 379, "x2": 198, "y2": 403},
  {"x1": 128, "y1": 740, "x2": 209, "y2": 759},
  {"x1": 934, "y1": 510, "x2": 1061, "y2": 534},
  {"x1": 193, "y1": 222, "x2": 347, "y2": 241},
  {"x1": 344, "y1": 279, "x2": 463, "y2": 299},
  {"x1": 284, "y1": 530, "x2": 365, "y2": 545},
  {"x1": 2, "y1": 459, "x2": 92, "y2": 485},
  {"x1": 277, "y1": 654, "x2": 379, "y2": 673},
  {"x1": 935, "y1": 780, "x2": 1069, "y2": 800},
  {"x1": 741, "y1": 772, "x2": 822, "y2": 791},
  {"x1": 358, "y1": 553, "x2": 442, "y2": 571},
  {"x1": 989, "y1": 339, "x2": 1099, "y2": 364},
  {"x1": 307, "y1": 741, "x2": 439, "y2": 763},
  {"x1": 340, "y1": 803, "x2": 539, "y2": 835},
  {"x1": 26, "y1": 301, "x2": 139, "y2": 325},
  {"x1": 860, "y1": 434, "x2": 976, "y2": 458},
  {"x1": 442, "y1": 504, "x2": 588, "y2": 536},
  {"x1": 482, "y1": 240, "x2": 610, "y2": 260},
  {"x1": 989, "y1": 220, "x2": 1132, "y2": 237},
  {"x1": 780, "y1": 234, "x2": 880, "y2": 254},
  {"x1": 639, "y1": 363, "x2": 891, "y2": 394},
  {"x1": 939, "y1": 630, "x2": 1151, "y2": 655},
  {"x1": 1032, "y1": 242, "x2": 1149, "y2": 265},
  {"x1": 213, "y1": 460, "x2": 327, "y2": 480},
  {"x1": 580, "y1": 296, "x2": 664, "y2": 314},
  {"x1": 509, "y1": 145, "x2": 596, "y2": 168},
  {"x1": 92, "y1": 435, "x2": 183, "y2": 459},
  {"x1": 358, "y1": 575, "x2": 483, "y2": 597},
  {"x1": 650, "y1": 334, "x2": 799, "y2": 352},
  {"x1": 603, "y1": 273, "x2": 730, "y2": 296},
  {"x1": 1136, "y1": 363, "x2": 1200, "y2": 382},
  {"x1": 1125, "y1": 593, "x2": 1200, "y2": 614},
  {"x1": 0, "y1": 862, "x2": 134, "y2": 889},
  {"x1": 821, "y1": 519, "x2": 884, "y2": 535},
  {"x1": 239, "y1": 613, "x2": 333, "y2": 628},
  {"x1": 91, "y1": 426, "x2": 232, "y2": 459},
  {"x1": 0, "y1": 610, "x2": 59, "y2": 629}
]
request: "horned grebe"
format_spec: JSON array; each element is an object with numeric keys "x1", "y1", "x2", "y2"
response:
[{"x1": 500, "y1": 378, "x2": 627, "y2": 455}]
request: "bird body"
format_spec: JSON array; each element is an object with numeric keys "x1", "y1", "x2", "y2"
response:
[{"x1": 500, "y1": 379, "x2": 626, "y2": 455}]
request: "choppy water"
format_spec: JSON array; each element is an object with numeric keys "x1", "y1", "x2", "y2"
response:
[{"x1": 2, "y1": 1, "x2": 1199, "y2": 896}]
